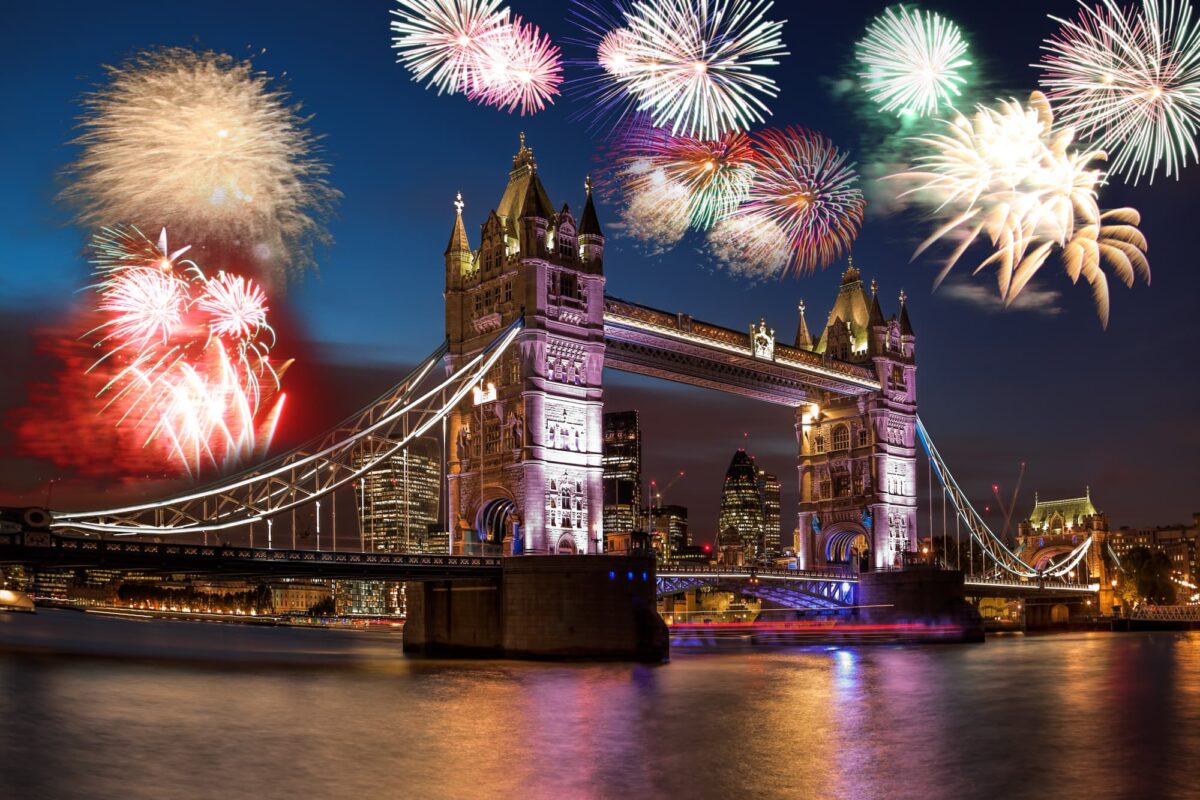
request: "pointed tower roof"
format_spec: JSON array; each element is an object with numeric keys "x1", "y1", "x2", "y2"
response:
[
  {"x1": 444, "y1": 192, "x2": 471, "y2": 255},
  {"x1": 496, "y1": 132, "x2": 554, "y2": 227},
  {"x1": 557, "y1": 202, "x2": 575, "y2": 226},
  {"x1": 868, "y1": 283, "x2": 885, "y2": 327},
  {"x1": 519, "y1": 172, "x2": 553, "y2": 220},
  {"x1": 815, "y1": 258, "x2": 872, "y2": 353},
  {"x1": 794, "y1": 300, "x2": 812, "y2": 349},
  {"x1": 899, "y1": 290, "x2": 914, "y2": 336},
  {"x1": 580, "y1": 176, "x2": 603, "y2": 236}
]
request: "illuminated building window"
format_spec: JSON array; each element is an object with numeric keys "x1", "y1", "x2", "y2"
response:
[
  {"x1": 834, "y1": 475, "x2": 850, "y2": 497},
  {"x1": 814, "y1": 434, "x2": 825, "y2": 453},
  {"x1": 858, "y1": 427, "x2": 869, "y2": 447},
  {"x1": 832, "y1": 425, "x2": 849, "y2": 451}
]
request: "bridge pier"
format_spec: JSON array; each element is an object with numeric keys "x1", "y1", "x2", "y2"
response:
[
  {"x1": 856, "y1": 567, "x2": 984, "y2": 642},
  {"x1": 404, "y1": 555, "x2": 668, "y2": 661}
]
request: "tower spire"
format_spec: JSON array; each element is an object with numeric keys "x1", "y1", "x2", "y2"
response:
[
  {"x1": 444, "y1": 191, "x2": 471, "y2": 255},
  {"x1": 794, "y1": 299, "x2": 812, "y2": 350}
]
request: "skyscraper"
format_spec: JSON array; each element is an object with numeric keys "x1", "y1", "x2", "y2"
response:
[
  {"x1": 353, "y1": 435, "x2": 442, "y2": 553},
  {"x1": 757, "y1": 468, "x2": 781, "y2": 562},
  {"x1": 648, "y1": 504, "x2": 689, "y2": 560},
  {"x1": 603, "y1": 410, "x2": 642, "y2": 547},
  {"x1": 719, "y1": 449, "x2": 764, "y2": 562}
]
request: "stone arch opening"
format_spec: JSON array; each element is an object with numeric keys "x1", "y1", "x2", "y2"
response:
[
  {"x1": 476, "y1": 497, "x2": 517, "y2": 548},
  {"x1": 821, "y1": 523, "x2": 870, "y2": 566},
  {"x1": 556, "y1": 535, "x2": 577, "y2": 555},
  {"x1": 1051, "y1": 604, "x2": 1070, "y2": 624}
]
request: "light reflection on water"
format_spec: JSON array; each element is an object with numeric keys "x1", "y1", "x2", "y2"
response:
[{"x1": 1, "y1": 613, "x2": 1198, "y2": 800}]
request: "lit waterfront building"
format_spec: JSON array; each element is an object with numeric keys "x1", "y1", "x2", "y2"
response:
[
  {"x1": 603, "y1": 410, "x2": 643, "y2": 552},
  {"x1": 1109, "y1": 516, "x2": 1200, "y2": 585},
  {"x1": 352, "y1": 435, "x2": 442, "y2": 553},
  {"x1": 335, "y1": 580, "x2": 405, "y2": 617},
  {"x1": 719, "y1": 449, "x2": 765, "y2": 563},
  {"x1": 267, "y1": 580, "x2": 332, "y2": 614}
]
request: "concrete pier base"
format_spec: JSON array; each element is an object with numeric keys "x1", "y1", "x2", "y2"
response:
[
  {"x1": 856, "y1": 567, "x2": 984, "y2": 643},
  {"x1": 404, "y1": 555, "x2": 669, "y2": 662}
]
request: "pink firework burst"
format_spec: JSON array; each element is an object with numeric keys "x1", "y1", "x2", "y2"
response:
[
  {"x1": 198, "y1": 271, "x2": 270, "y2": 340},
  {"x1": 469, "y1": 16, "x2": 564, "y2": 115},
  {"x1": 389, "y1": 0, "x2": 510, "y2": 95},
  {"x1": 727, "y1": 127, "x2": 865, "y2": 276}
]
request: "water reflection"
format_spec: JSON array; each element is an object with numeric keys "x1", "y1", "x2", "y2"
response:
[{"x1": 1, "y1": 615, "x2": 1199, "y2": 800}]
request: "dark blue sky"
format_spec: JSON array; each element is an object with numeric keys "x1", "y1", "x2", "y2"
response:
[{"x1": 2, "y1": 0, "x2": 1198, "y2": 537}]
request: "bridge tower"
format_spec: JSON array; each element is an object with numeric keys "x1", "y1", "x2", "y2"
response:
[
  {"x1": 795, "y1": 264, "x2": 918, "y2": 570},
  {"x1": 444, "y1": 135, "x2": 606, "y2": 555}
]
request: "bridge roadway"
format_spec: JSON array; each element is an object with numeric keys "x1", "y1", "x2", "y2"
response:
[
  {"x1": 0, "y1": 532, "x2": 1096, "y2": 601},
  {"x1": 0, "y1": 531, "x2": 501, "y2": 581}
]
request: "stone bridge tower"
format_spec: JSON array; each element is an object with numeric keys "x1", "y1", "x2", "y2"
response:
[
  {"x1": 444, "y1": 135, "x2": 606, "y2": 555},
  {"x1": 795, "y1": 264, "x2": 918, "y2": 570}
]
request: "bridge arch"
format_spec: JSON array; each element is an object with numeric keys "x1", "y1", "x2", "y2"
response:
[
  {"x1": 475, "y1": 494, "x2": 519, "y2": 551},
  {"x1": 820, "y1": 522, "x2": 870, "y2": 566}
]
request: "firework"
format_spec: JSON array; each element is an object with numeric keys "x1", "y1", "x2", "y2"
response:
[
  {"x1": 856, "y1": 4, "x2": 972, "y2": 117},
  {"x1": 576, "y1": 0, "x2": 788, "y2": 139},
  {"x1": 468, "y1": 16, "x2": 564, "y2": 114},
  {"x1": 720, "y1": 127, "x2": 865, "y2": 275},
  {"x1": 618, "y1": 172, "x2": 692, "y2": 249},
  {"x1": 1036, "y1": 0, "x2": 1200, "y2": 183},
  {"x1": 706, "y1": 213, "x2": 792, "y2": 278},
  {"x1": 87, "y1": 225, "x2": 284, "y2": 476},
  {"x1": 892, "y1": 92, "x2": 1150, "y2": 325},
  {"x1": 612, "y1": 121, "x2": 757, "y2": 228},
  {"x1": 64, "y1": 48, "x2": 337, "y2": 280},
  {"x1": 389, "y1": 0, "x2": 510, "y2": 95}
]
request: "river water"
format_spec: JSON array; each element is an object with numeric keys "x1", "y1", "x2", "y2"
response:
[{"x1": 0, "y1": 610, "x2": 1196, "y2": 800}]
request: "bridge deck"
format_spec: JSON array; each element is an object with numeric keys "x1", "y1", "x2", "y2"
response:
[
  {"x1": 603, "y1": 297, "x2": 880, "y2": 404},
  {"x1": 0, "y1": 532, "x2": 501, "y2": 581}
]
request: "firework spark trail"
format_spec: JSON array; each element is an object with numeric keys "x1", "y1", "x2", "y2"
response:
[
  {"x1": 891, "y1": 91, "x2": 1150, "y2": 326},
  {"x1": 85, "y1": 225, "x2": 284, "y2": 476},
  {"x1": 573, "y1": 0, "x2": 788, "y2": 139},
  {"x1": 467, "y1": 15, "x2": 564, "y2": 114},
  {"x1": 1037, "y1": 0, "x2": 1200, "y2": 184},
  {"x1": 610, "y1": 119, "x2": 757, "y2": 229},
  {"x1": 706, "y1": 213, "x2": 792, "y2": 279},
  {"x1": 389, "y1": 0, "x2": 510, "y2": 95},
  {"x1": 63, "y1": 48, "x2": 337, "y2": 281},
  {"x1": 716, "y1": 127, "x2": 865, "y2": 276},
  {"x1": 856, "y1": 4, "x2": 972, "y2": 117}
]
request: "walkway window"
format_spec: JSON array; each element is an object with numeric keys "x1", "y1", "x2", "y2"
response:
[
  {"x1": 814, "y1": 435, "x2": 825, "y2": 454},
  {"x1": 832, "y1": 425, "x2": 849, "y2": 451}
]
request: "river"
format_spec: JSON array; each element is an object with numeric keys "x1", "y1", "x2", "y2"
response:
[{"x1": 0, "y1": 610, "x2": 1196, "y2": 799}]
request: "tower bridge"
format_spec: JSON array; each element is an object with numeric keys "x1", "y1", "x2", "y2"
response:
[{"x1": 3, "y1": 135, "x2": 1109, "y2": 654}]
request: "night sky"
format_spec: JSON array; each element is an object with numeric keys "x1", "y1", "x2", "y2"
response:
[{"x1": 2, "y1": 0, "x2": 1198, "y2": 542}]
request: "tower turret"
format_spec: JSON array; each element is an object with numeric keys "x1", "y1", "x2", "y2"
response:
[
  {"x1": 444, "y1": 192, "x2": 473, "y2": 291},
  {"x1": 579, "y1": 176, "x2": 605, "y2": 270},
  {"x1": 794, "y1": 300, "x2": 812, "y2": 350}
]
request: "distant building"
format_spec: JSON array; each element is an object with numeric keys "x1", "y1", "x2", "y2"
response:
[
  {"x1": 335, "y1": 580, "x2": 405, "y2": 617},
  {"x1": 603, "y1": 410, "x2": 643, "y2": 543},
  {"x1": 352, "y1": 435, "x2": 442, "y2": 554},
  {"x1": 718, "y1": 449, "x2": 780, "y2": 564},
  {"x1": 757, "y1": 468, "x2": 781, "y2": 561},
  {"x1": 268, "y1": 580, "x2": 332, "y2": 614},
  {"x1": 719, "y1": 449, "x2": 762, "y2": 561},
  {"x1": 1109, "y1": 513, "x2": 1200, "y2": 585},
  {"x1": 648, "y1": 504, "x2": 689, "y2": 560}
]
